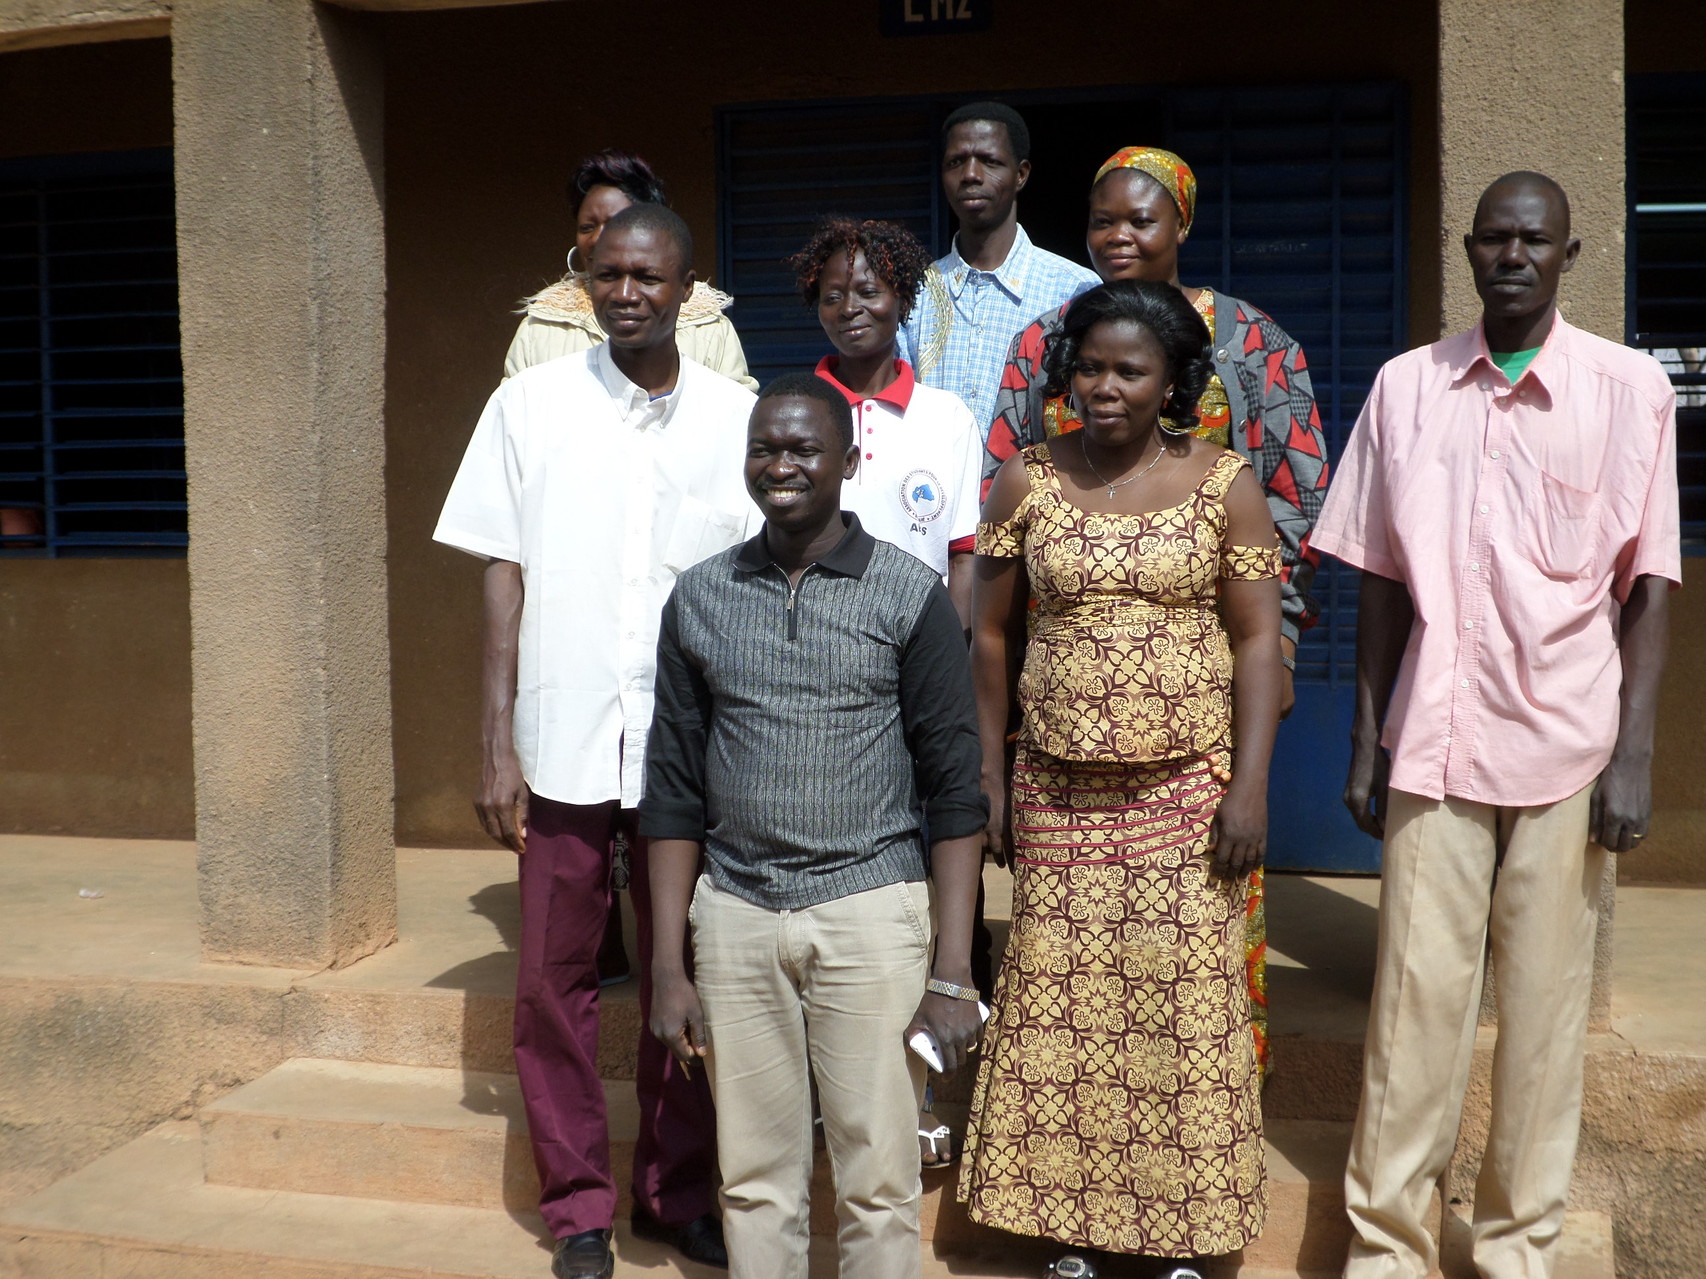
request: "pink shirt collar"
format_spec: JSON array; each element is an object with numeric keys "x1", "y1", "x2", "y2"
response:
[{"x1": 1447, "y1": 310, "x2": 1568, "y2": 401}]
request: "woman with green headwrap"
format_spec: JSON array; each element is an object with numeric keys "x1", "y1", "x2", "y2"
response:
[{"x1": 982, "y1": 146, "x2": 1332, "y2": 1084}]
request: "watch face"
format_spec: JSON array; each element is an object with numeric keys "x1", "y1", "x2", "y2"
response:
[{"x1": 1050, "y1": 1258, "x2": 1096, "y2": 1279}]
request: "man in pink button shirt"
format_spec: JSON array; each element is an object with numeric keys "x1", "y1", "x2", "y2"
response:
[{"x1": 1313, "y1": 172, "x2": 1679, "y2": 1279}]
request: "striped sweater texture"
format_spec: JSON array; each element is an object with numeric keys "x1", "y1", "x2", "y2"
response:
[{"x1": 641, "y1": 522, "x2": 985, "y2": 910}]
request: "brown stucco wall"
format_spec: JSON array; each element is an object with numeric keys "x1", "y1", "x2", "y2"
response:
[
  {"x1": 0, "y1": 38, "x2": 190, "y2": 838},
  {"x1": 0, "y1": 560, "x2": 193, "y2": 836},
  {"x1": 1437, "y1": 0, "x2": 1625, "y2": 339},
  {"x1": 380, "y1": 0, "x2": 1443, "y2": 845}
]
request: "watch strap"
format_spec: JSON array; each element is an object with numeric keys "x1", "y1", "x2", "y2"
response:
[{"x1": 926, "y1": 977, "x2": 981, "y2": 1002}]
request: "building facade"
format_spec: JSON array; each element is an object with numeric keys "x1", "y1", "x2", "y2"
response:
[{"x1": 1, "y1": 0, "x2": 1703, "y2": 960}]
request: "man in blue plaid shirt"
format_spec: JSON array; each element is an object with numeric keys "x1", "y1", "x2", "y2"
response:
[{"x1": 899, "y1": 102, "x2": 1098, "y2": 438}]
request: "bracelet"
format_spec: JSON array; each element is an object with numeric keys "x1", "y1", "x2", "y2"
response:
[
  {"x1": 1280, "y1": 653, "x2": 1296, "y2": 672},
  {"x1": 926, "y1": 977, "x2": 981, "y2": 1002}
]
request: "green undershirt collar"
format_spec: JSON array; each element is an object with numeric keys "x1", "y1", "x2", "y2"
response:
[{"x1": 1490, "y1": 346, "x2": 1542, "y2": 385}]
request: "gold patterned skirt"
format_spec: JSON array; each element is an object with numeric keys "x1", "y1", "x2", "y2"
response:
[{"x1": 958, "y1": 743, "x2": 1266, "y2": 1257}]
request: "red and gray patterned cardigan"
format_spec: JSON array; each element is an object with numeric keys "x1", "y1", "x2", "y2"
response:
[{"x1": 981, "y1": 288, "x2": 1331, "y2": 645}]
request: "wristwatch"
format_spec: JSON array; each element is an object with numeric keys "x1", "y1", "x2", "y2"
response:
[{"x1": 925, "y1": 977, "x2": 980, "y2": 1002}]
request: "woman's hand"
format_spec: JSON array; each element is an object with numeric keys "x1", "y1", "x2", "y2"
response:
[
  {"x1": 648, "y1": 968, "x2": 708, "y2": 1069},
  {"x1": 1208, "y1": 778, "x2": 1266, "y2": 881},
  {"x1": 904, "y1": 991, "x2": 984, "y2": 1076}
]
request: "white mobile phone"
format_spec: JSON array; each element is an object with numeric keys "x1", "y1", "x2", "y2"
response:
[{"x1": 907, "y1": 1002, "x2": 991, "y2": 1072}]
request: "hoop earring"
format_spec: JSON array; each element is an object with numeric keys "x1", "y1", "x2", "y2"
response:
[
  {"x1": 567, "y1": 245, "x2": 587, "y2": 275},
  {"x1": 1158, "y1": 417, "x2": 1192, "y2": 438}
]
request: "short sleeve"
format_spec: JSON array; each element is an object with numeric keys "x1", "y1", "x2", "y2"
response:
[
  {"x1": 1221, "y1": 544, "x2": 1282, "y2": 581},
  {"x1": 946, "y1": 395, "x2": 985, "y2": 546},
  {"x1": 433, "y1": 386, "x2": 523, "y2": 562},
  {"x1": 1311, "y1": 371, "x2": 1403, "y2": 581},
  {"x1": 1613, "y1": 380, "x2": 1682, "y2": 600},
  {"x1": 976, "y1": 490, "x2": 1031, "y2": 558}
]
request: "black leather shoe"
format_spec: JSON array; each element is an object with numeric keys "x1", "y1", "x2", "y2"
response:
[
  {"x1": 551, "y1": 1228, "x2": 614, "y2": 1279},
  {"x1": 630, "y1": 1205, "x2": 728, "y2": 1269}
]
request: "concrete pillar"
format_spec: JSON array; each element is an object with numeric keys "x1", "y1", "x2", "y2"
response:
[
  {"x1": 1438, "y1": 0, "x2": 1626, "y2": 340},
  {"x1": 174, "y1": 0, "x2": 396, "y2": 968},
  {"x1": 1438, "y1": 0, "x2": 1624, "y2": 1027}
]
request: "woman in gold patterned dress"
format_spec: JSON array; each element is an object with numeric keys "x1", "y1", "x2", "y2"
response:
[{"x1": 961, "y1": 280, "x2": 1284, "y2": 1278}]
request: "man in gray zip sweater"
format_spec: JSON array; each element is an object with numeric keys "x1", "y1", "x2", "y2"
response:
[{"x1": 640, "y1": 372, "x2": 988, "y2": 1279}]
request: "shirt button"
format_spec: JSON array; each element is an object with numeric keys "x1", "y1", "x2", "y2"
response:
[
  {"x1": 1490, "y1": 450, "x2": 1501, "y2": 459},
  {"x1": 1478, "y1": 505, "x2": 1490, "y2": 514},
  {"x1": 1460, "y1": 679, "x2": 1470, "y2": 688},
  {"x1": 866, "y1": 427, "x2": 873, "y2": 434},
  {"x1": 865, "y1": 401, "x2": 875, "y2": 410},
  {"x1": 1463, "y1": 620, "x2": 1474, "y2": 630},
  {"x1": 1469, "y1": 561, "x2": 1481, "y2": 571},
  {"x1": 626, "y1": 631, "x2": 635, "y2": 639},
  {"x1": 866, "y1": 452, "x2": 874, "y2": 460}
]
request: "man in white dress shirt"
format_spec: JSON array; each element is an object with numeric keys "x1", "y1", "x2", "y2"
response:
[{"x1": 435, "y1": 204, "x2": 751, "y2": 1279}]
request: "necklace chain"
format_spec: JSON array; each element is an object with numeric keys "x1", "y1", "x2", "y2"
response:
[{"x1": 1082, "y1": 436, "x2": 1168, "y2": 499}]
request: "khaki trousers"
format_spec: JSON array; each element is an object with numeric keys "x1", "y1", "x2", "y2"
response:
[
  {"x1": 691, "y1": 875, "x2": 931, "y2": 1279},
  {"x1": 1344, "y1": 786, "x2": 1605, "y2": 1279}
]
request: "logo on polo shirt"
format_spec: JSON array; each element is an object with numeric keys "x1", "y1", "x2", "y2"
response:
[{"x1": 899, "y1": 469, "x2": 947, "y2": 524}]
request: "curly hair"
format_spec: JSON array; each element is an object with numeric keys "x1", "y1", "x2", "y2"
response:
[
  {"x1": 788, "y1": 218, "x2": 933, "y2": 324},
  {"x1": 1041, "y1": 280, "x2": 1213, "y2": 427},
  {"x1": 568, "y1": 149, "x2": 666, "y2": 217}
]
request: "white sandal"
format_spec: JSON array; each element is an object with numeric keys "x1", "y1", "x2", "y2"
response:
[{"x1": 918, "y1": 1118, "x2": 954, "y2": 1166}]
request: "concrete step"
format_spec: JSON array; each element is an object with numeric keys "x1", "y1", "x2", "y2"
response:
[
  {"x1": 198, "y1": 1058, "x2": 1344, "y2": 1264},
  {"x1": 0, "y1": 1119, "x2": 1614, "y2": 1279}
]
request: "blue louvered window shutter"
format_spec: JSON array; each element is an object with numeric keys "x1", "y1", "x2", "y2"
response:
[
  {"x1": 1628, "y1": 74, "x2": 1706, "y2": 550},
  {"x1": 0, "y1": 148, "x2": 184, "y2": 557}
]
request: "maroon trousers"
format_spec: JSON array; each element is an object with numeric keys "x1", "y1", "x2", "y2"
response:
[{"x1": 515, "y1": 793, "x2": 718, "y2": 1238}]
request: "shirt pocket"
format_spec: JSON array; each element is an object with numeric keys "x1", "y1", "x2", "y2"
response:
[
  {"x1": 661, "y1": 495, "x2": 747, "y2": 574},
  {"x1": 1526, "y1": 469, "x2": 1600, "y2": 580}
]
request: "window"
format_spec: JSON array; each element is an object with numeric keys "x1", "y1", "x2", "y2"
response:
[
  {"x1": 0, "y1": 148, "x2": 184, "y2": 557},
  {"x1": 1628, "y1": 75, "x2": 1706, "y2": 549}
]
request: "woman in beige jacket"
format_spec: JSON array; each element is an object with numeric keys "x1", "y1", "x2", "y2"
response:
[{"x1": 503, "y1": 148, "x2": 757, "y2": 390}]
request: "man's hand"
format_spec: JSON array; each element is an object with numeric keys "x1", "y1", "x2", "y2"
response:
[
  {"x1": 1344, "y1": 740, "x2": 1390, "y2": 839},
  {"x1": 1208, "y1": 778, "x2": 1266, "y2": 880},
  {"x1": 905, "y1": 990, "x2": 984, "y2": 1075},
  {"x1": 1591, "y1": 752, "x2": 1652, "y2": 853},
  {"x1": 982, "y1": 783, "x2": 1013, "y2": 869},
  {"x1": 649, "y1": 969, "x2": 708, "y2": 1068},
  {"x1": 476, "y1": 744, "x2": 529, "y2": 854}
]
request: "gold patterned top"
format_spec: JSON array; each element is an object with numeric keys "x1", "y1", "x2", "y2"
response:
[{"x1": 977, "y1": 444, "x2": 1279, "y2": 765}]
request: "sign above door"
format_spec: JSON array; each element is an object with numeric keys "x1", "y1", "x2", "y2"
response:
[{"x1": 878, "y1": 0, "x2": 992, "y2": 38}]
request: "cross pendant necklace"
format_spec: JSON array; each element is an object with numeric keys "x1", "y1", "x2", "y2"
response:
[{"x1": 1083, "y1": 436, "x2": 1167, "y2": 498}]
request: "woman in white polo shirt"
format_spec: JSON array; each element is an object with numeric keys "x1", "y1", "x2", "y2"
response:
[
  {"x1": 791, "y1": 218, "x2": 987, "y2": 1168},
  {"x1": 791, "y1": 218, "x2": 984, "y2": 628}
]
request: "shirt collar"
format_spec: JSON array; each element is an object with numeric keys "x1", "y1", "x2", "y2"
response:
[
  {"x1": 732, "y1": 511, "x2": 876, "y2": 579},
  {"x1": 944, "y1": 223, "x2": 1035, "y2": 302},
  {"x1": 591, "y1": 342, "x2": 682, "y2": 427},
  {"x1": 814, "y1": 356, "x2": 915, "y2": 411},
  {"x1": 1450, "y1": 309, "x2": 1568, "y2": 397}
]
